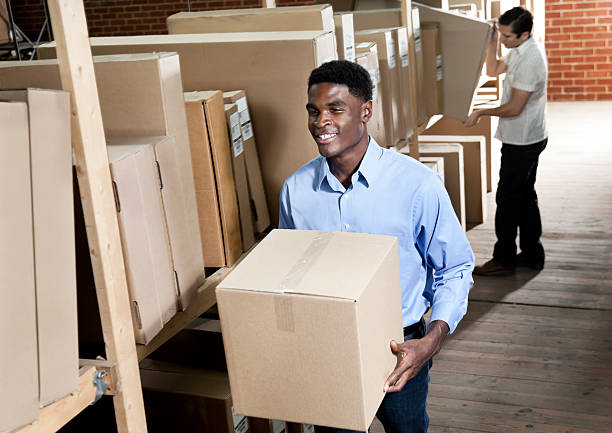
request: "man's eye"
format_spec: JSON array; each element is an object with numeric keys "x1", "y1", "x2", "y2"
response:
[{"x1": 330, "y1": 108, "x2": 344, "y2": 113}]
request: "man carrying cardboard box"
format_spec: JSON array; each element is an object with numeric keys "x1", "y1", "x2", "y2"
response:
[
  {"x1": 279, "y1": 60, "x2": 475, "y2": 433},
  {"x1": 464, "y1": 7, "x2": 548, "y2": 276}
]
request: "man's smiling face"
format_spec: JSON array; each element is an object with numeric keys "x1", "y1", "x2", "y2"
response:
[{"x1": 306, "y1": 82, "x2": 370, "y2": 159}]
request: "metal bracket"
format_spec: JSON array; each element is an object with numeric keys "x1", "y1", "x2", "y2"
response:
[
  {"x1": 80, "y1": 358, "x2": 120, "y2": 397},
  {"x1": 91, "y1": 370, "x2": 109, "y2": 405}
]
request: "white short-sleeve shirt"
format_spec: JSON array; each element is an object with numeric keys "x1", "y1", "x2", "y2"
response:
[{"x1": 495, "y1": 36, "x2": 548, "y2": 145}]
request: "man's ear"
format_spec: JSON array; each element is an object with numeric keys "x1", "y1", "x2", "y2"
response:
[{"x1": 361, "y1": 100, "x2": 373, "y2": 124}]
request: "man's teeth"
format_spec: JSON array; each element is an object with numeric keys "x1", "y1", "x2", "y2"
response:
[{"x1": 319, "y1": 133, "x2": 337, "y2": 139}]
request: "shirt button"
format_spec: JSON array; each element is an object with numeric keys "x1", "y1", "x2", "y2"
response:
[{"x1": 345, "y1": 223, "x2": 350, "y2": 229}]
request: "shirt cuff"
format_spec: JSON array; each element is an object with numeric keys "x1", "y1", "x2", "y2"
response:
[{"x1": 430, "y1": 299, "x2": 468, "y2": 334}]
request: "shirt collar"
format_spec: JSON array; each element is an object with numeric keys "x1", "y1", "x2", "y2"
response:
[
  {"x1": 516, "y1": 35, "x2": 534, "y2": 55},
  {"x1": 315, "y1": 136, "x2": 383, "y2": 191}
]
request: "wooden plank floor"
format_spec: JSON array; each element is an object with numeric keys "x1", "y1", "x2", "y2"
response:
[{"x1": 373, "y1": 101, "x2": 612, "y2": 432}]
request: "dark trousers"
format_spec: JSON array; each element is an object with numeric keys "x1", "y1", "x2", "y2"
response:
[
  {"x1": 493, "y1": 138, "x2": 547, "y2": 266},
  {"x1": 315, "y1": 319, "x2": 430, "y2": 433}
]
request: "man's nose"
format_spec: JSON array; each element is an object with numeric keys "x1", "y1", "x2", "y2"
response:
[{"x1": 315, "y1": 111, "x2": 331, "y2": 127}]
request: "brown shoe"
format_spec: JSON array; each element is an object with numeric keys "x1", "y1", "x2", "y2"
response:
[{"x1": 473, "y1": 259, "x2": 515, "y2": 276}]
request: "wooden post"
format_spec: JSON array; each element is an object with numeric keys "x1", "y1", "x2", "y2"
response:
[
  {"x1": 46, "y1": 1, "x2": 148, "y2": 432},
  {"x1": 401, "y1": 0, "x2": 420, "y2": 159}
]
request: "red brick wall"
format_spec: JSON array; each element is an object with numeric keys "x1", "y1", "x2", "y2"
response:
[
  {"x1": 546, "y1": 0, "x2": 612, "y2": 101},
  {"x1": 12, "y1": 0, "x2": 316, "y2": 39}
]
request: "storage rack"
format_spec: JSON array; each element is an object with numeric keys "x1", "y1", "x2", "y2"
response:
[
  {"x1": 0, "y1": 0, "x2": 53, "y2": 60},
  {"x1": 13, "y1": 0, "x2": 420, "y2": 432}
]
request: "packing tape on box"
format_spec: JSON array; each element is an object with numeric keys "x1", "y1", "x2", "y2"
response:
[{"x1": 274, "y1": 231, "x2": 333, "y2": 332}]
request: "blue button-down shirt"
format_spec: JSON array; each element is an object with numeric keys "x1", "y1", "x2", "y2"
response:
[{"x1": 279, "y1": 138, "x2": 474, "y2": 333}]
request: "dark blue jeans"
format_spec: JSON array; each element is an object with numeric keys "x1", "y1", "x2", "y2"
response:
[
  {"x1": 314, "y1": 320, "x2": 431, "y2": 433},
  {"x1": 493, "y1": 138, "x2": 548, "y2": 266}
]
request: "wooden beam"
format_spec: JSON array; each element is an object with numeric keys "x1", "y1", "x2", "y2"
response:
[
  {"x1": 16, "y1": 367, "x2": 97, "y2": 433},
  {"x1": 401, "y1": 0, "x2": 420, "y2": 159},
  {"x1": 46, "y1": 1, "x2": 147, "y2": 432}
]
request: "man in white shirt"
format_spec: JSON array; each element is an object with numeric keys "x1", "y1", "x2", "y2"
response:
[{"x1": 464, "y1": 7, "x2": 548, "y2": 275}]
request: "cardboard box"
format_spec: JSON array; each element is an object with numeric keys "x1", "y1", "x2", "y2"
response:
[
  {"x1": 394, "y1": 27, "x2": 415, "y2": 140},
  {"x1": 419, "y1": 135, "x2": 487, "y2": 224},
  {"x1": 415, "y1": 3, "x2": 493, "y2": 121},
  {"x1": 249, "y1": 418, "x2": 288, "y2": 433},
  {"x1": 0, "y1": 89, "x2": 78, "y2": 407},
  {"x1": 38, "y1": 32, "x2": 337, "y2": 226},
  {"x1": 106, "y1": 136, "x2": 205, "y2": 309},
  {"x1": 333, "y1": 13, "x2": 356, "y2": 61},
  {"x1": 354, "y1": 48, "x2": 386, "y2": 146},
  {"x1": 185, "y1": 91, "x2": 243, "y2": 267},
  {"x1": 107, "y1": 143, "x2": 178, "y2": 344},
  {"x1": 355, "y1": 29, "x2": 401, "y2": 147},
  {"x1": 0, "y1": 53, "x2": 204, "y2": 273},
  {"x1": 419, "y1": 156, "x2": 445, "y2": 183},
  {"x1": 225, "y1": 103, "x2": 256, "y2": 251},
  {"x1": 167, "y1": 5, "x2": 334, "y2": 34},
  {"x1": 222, "y1": 90, "x2": 270, "y2": 235},
  {"x1": 352, "y1": 9, "x2": 402, "y2": 30},
  {"x1": 421, "y1": 22, "x2": 443, "y2": 117},
  {"x1": 216, "y1": 229, "x2": 403, "y2": 430},
  {"x1": 406, "y1": 143, "x2": 466, "y2": 230},
  {"x1": 412, "y1": 7, "x2": 428, "y2": 125},
  {"x1": 0, "y1": 0, "x2": 9, "y2": 44},
  {"x1": 140, "y1": 362, "x2": 248, "y2": 433},
  {"x1": 0, "y1": 100, "x2": 39, "y2": 432},
  {"x1": 422, "y1": 115, "x2": 494, "y2": 191}
]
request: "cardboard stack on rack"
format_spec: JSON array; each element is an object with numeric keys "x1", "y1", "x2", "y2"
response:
[
  {"x1": 38, "y1": 31, "x2": 337, "y2": 227},
  {"x1": 0, "y1": 53, "x2": 209, "y2": 346},
  {"x1": 0, "y1": 89, "x2": 78, "y2": 432}
]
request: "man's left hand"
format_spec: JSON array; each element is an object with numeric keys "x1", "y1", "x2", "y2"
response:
[{"x1": 383, "y1": 320, "x2": 450, "y2": 393}]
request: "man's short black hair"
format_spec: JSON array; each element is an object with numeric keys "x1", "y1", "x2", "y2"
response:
[
  {"x1": 308, "y1": 60, "x2": 373, "y2": 103},
  {"x1": 499, "y1": 6, "x2": 533, "y2": 36}
]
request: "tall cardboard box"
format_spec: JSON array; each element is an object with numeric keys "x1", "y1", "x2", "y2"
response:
[
  {"x1": 39, "y1": 32, "x2": 337, "y2": 226},
  {"x1": 415, "y1": 3, "x2": 493, "y2": 121},
  {"x1": 0, "y1": 101, "x2": 39, "y2": 433},
  {"x1": 355, "y1": 29, "x2": 400, "y2": 147},
  {"x1": 423, "y1": 115, "x2": 494, "y2": 191},
  {"x1": 0, "y1": 53, "x2": 205, "y2": 290},
  {"x1": 106, "y1": 136, "x2": 205, "y2": 309},
  {"x1": 421, "y1": 22, "x2": 443, "y2": 117},
  {"x1": 225, "y1": 103, "x2": 256, "y2": 251},
  {"x1": 185, "y1": 91, "x2": 243, "y2": 267},
  {"x1": 222, "y1": 90, "x2": 270, "y2": 235},
  {"x1": 140, "y1": 362, "x2": 249, "y2": 433},
  {"x1": 405, "y1": 143, "x2": 466, "y2": 230},
  {"x1": 0, "y1": 0, "x2": 9, "y2": 44},
  {"x1": 0, "y1": 89, "x2": 78, "y2": 407},
  {"x1": 394, "y1": 27, "x2": 415, "y2": 140},
  {"x1": 107, "y1": 144, "x2": 178, "y2": 344},
  {"x1": 167, "y1": 5, "x2": 334, "y2": 34},
  {"x1": 333, "y1": 13, "x2": 356, "y2": 61},
  {"x1": 216, "y1": 229, "x2": 403, "y2": 430},
  {"x1": 419, "y1": 135, "x2": 487, "y2": 224},
  {"x1": 354, "y1": 48, "x2": 386, "y2": 146}
]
